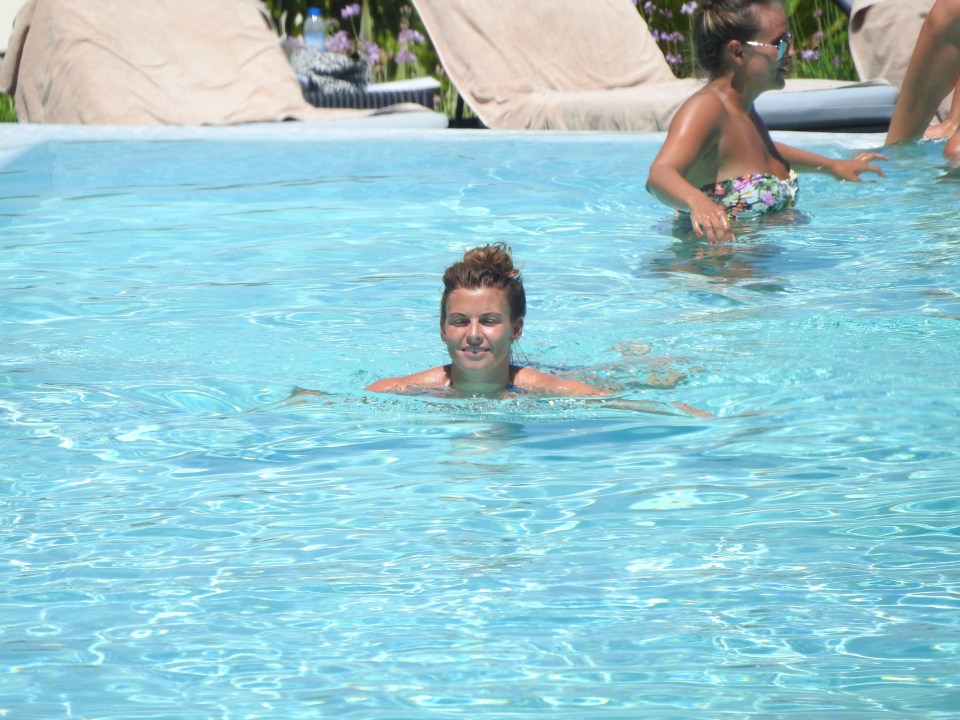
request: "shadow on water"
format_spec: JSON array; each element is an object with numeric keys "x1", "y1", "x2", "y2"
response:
[{"x1": 646, "y1": 210, "x2": 812, "y2": 293}]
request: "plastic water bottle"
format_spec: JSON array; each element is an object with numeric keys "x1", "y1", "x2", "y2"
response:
[{"x1": 303, "y1": 8, "x2": 326, "y2": 52}]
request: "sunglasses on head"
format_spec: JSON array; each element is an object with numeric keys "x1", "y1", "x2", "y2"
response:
[{"x1": 744, "y1": 31, "x2": 793, "y2": 62}]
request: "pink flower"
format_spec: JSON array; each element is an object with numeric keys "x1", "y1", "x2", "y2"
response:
[
  {"x1": 326, "y1": 30, "x2": 352, "y2": 54},
  {"x1": 362, "y1": 39, "x2": 381, "y2": 65},
  {"x1": 398, "y1": 28, "x2": 425, "y2": 45}
]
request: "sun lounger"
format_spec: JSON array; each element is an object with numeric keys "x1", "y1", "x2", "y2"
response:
[
  {"x1": 412, "y1": 0, "x2": 897, "y2": 132},
  {"x1": 755, "y1": 81, "x2": 898, "y2": 131},
  {"x1": 303, "y1": 76, "x2": 441, "y2": 111},
  {"x1": 0, "y1": 0, "x2": 446, "y2": 127}
]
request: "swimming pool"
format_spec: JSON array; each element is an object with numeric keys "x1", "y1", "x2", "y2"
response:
[{"x1": 2, "y1": 124, "x2": 959, "y2": 719}]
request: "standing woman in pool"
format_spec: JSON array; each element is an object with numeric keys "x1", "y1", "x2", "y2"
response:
[
  {"x1": 365, "y1": 243, "x2": 606, "y2": 397},
  {"x1": 646, "y1": 0, "x2": 888, "y2": 243}
]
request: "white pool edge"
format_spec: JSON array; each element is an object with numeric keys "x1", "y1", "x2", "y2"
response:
[{"x1": 0, "y1": 122, "x2": 889, "y2": 167}]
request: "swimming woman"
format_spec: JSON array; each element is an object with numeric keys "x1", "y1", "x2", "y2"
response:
[
  {"x1": 365, "y1": 243, "x2": 606, "y2": 397},
  {"x1": 646, "y1": 0, "x2": 888, "y2": 244}
]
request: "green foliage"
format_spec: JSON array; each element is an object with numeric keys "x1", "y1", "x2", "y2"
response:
[
  {"x1": 639, "y1": 0, "x2": 858, "y2": 81},
  {"x1": 264, "y1": 0, "x2": 858, "y2": 120},
  {"x1": 267, "y1": 0, "x2": 407, "y2": 41},
  {"x1": 0, "y1": 93, "x2": 16, "y2": 122},
  {"x1": 638, "y1": 1, "x2": 700, "y2": 79},
  {"x1": 788, "y1": 0, "x2": 857, "y2": 80},
  {"x1": 264, "y1": 0, "x2": 438, "y2": 82}
]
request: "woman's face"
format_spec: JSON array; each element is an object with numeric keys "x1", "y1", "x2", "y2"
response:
[
  {"x1": 441, "y1": 286, "x2": 523, "y2": 381},
  {"x1": 742, "y1": 2, "x2": 793, "y2": 89}
]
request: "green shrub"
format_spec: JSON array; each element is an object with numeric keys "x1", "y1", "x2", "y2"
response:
[
  {"x1": 265, "y1": 0, "x2": 438, "y2": 84},
  {"x1": 265, "y1": 0, "x2": 858, "y2": 120},
  {"x1": 639, "y1": 0, "x2": 858, "y2": 81},
  {"x1": 0, "y1": 93, "x2": 15, "y2": 122},
  {"x1": 784, "y1": 0, "x2": 857, "y2": 80}
]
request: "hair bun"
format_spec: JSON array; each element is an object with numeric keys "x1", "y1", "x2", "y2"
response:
[{"x1": 462, "y1": 242, "x2": 520, "y2": 280}]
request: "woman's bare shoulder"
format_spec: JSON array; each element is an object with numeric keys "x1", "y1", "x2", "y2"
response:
[
  {"x1": 365, "y1": 365, "x2": 450, "y2": 393},
  {"x1": 511, "y1": 366, "x2": 610, "y2": 397},
  {"x1": 676, "y1": 87, "x2": 729, "y2": 118},
  {"x1": 658, "y1": 89, "x2": 728, "y2": 158}
]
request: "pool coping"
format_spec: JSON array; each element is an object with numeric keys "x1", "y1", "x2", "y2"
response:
[{"x1": 0, "y1": 122, "x2": 889, "y2": 168}]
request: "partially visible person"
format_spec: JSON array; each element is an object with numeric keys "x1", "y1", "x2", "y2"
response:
[
  {"x1": 884, "y1": 0, "x2": 960, "y2": 161},
  {"x1": 849, "y1": 0, "x2": 939, "y2": 98},
  {"x1": 850, "y1": 0, "x2": 960, "y2": 147},
  {"x1": 948, "y1": 124, "x2": 960, "y2": 160},
  {"x1": 923, "y1": 77, "x2": 960, "y2": 141},
  {"x1": 647, "y1": 0, "x2": 887, "y2": 244},
  {"x1": 365, "y1": 243, "x2": 606, "y2": 398}
]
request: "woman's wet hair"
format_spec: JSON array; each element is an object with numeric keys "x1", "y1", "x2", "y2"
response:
[
  {"x1": 693, "y1": 0, "x2": 778, "y2": 74},
  {"x1": 440, "y1": 242, "x2": 526, "y2": 322}
]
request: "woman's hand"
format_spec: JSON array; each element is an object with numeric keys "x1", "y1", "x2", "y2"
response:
[
  {"x1": 687, "y1": 192, "x2": 735, "y2": 244},
  {"x1": 827, "y1": 152, "x2": 889, "y2": 181}
]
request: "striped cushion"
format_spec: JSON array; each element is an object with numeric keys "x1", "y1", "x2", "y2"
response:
[{"x1": 304, "y1": 77, "x2": 440, "y2": 110}]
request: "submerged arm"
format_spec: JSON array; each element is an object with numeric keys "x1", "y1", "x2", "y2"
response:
[{"x1": 598, "y1": 399, "x2": 714, "y2": 417}]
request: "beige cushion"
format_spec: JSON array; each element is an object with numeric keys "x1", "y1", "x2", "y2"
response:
[
  {"x1": 413, "y1": 0, "x2": 687, "y2": 131},
  {"x1": 413, "y1": 0, "x2": 890, "y2": 132},
  {"x1": 849, "y1": 0, "x2": 935, "y2": 88},
  {"x1": 0, "y1": 0, "x2": 377, "y2": 124},
  {"x1": 0, "y1": 0, "x2": 26, "y2": 53}
]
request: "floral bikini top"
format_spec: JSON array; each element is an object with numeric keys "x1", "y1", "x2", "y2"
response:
[{"x1": 700, "y1": 169, "x2": 799, "y2": 219}]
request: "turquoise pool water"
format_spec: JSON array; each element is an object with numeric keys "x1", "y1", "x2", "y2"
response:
[{"x1": 2, "y1": 127, "x2": 959, "y2": 719}]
